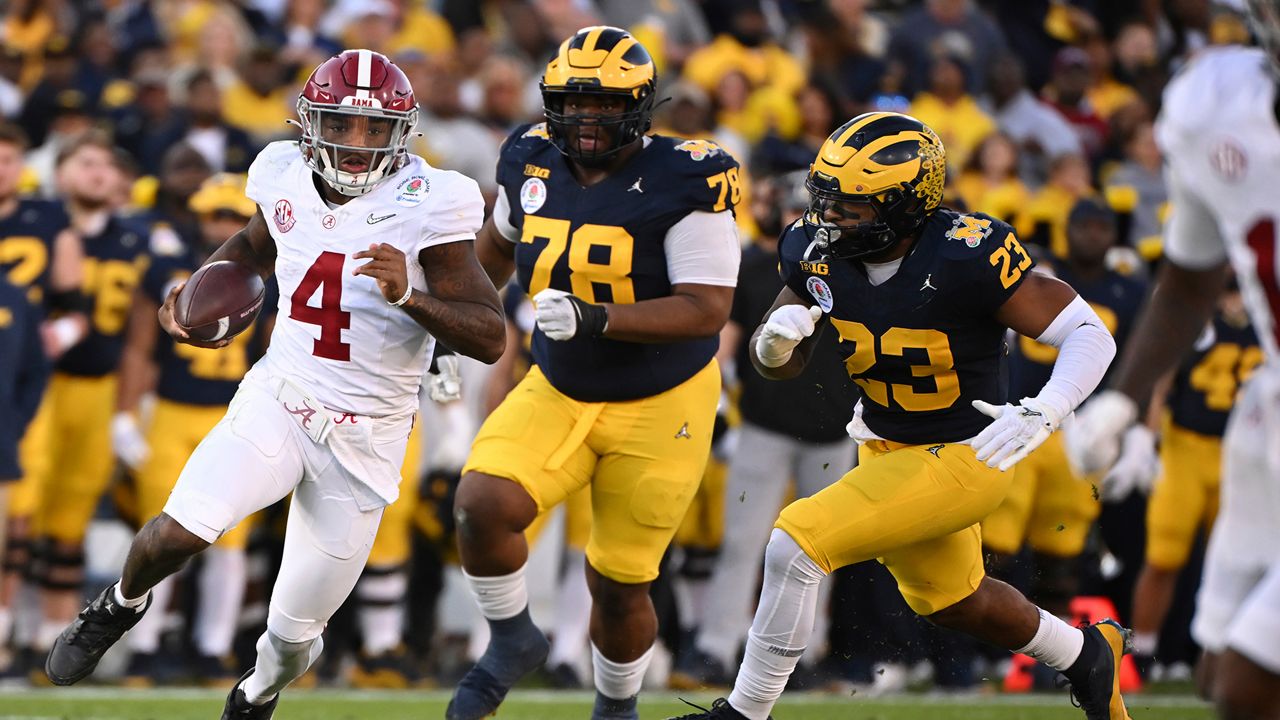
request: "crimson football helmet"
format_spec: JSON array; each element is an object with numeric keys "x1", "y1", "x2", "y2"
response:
[{"x1": 296, "y1": 49, "x2": 419, "y2": 196}]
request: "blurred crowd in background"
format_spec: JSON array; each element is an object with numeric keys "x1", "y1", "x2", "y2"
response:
[{"x1": 0, "y1": 0, "x2": 1262, "y2": 697}]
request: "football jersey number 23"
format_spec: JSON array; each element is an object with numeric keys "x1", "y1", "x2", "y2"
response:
[
  {"x1": 831, "y1": 319, "x2": 961, "y2": 412},
  {"x1": 521, "y1": 216, "x2": 635, "y2": 304}
]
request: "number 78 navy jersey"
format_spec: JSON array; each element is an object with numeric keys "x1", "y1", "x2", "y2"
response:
[
  {"x1": 496, "y1": 123, "x2": 741, "y2": 402},
  {"x1": 779, "y1": 209, "x2": 1034, "y2": 444}
]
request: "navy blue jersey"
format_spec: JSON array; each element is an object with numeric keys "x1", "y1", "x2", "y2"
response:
[
  {"x1": 1168, "y1": 312, "x2": 1262, "y2": 436},
  {"x1": 143, "y1": 252, "x2": 275, "y2": 406},
  {"x1": 57, "y1": 216, "x2": 152, "y2": 377},
  {"x1": 1008, "y1": 260, "x2": 1146, "y2": 401},
  {"x1": 0, "y1": 199, "x2": 71, "y2": 306},
  {"x1": 497, "y1": 123, "x2": 740, "y2": 402},
  {"x1": 780, "y1": 209, "x2": 1032, "y2": 445},
  {"x1": 0, "y1": 277, "x2": 49, "y2": 480}
]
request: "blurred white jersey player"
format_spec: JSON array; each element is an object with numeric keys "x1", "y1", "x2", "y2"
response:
[
  {"x1": 43, "y1": 49, "x2": 505, "y2": 720},
  {"x1": 1160, "y1": 38, "x2": 1280, "y2": 702},
  {"x1": 1072, "y1": 6, "x2": 1280, "y2": 716}
]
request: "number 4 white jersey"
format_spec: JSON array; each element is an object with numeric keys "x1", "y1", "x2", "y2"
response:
[
  {"x1": 245, "y1": 141, "x2": 484, "y2": 416},
  {"x1": 1156, "y1": 46, "x2": 1280, "y2": 360}
]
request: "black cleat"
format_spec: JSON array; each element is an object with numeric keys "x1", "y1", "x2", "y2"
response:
[
  {"x1": 221, "y1": 670, "x2": 279, "y2": 720},
  {"x1": 667, "y1": 698, "x2": 765, "y2": 720},
  {"x1": 45, "y1": 584, "x2": 151, "y2": 686},
  {"x1": 1063, "y1": 619, "x2": 1134, "y2": 720},
  {"x1": 446, "y1": 609, "x2": 549, "y2": 720}
]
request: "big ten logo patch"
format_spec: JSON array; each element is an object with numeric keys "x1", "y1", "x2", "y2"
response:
[{"x1": 799, "y1": 260, "x2": 829, "y2": 276}]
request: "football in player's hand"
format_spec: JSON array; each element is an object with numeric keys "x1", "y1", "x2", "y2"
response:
[{"x1": 174, "y1": 260, "x2": 265, "y2": 342}]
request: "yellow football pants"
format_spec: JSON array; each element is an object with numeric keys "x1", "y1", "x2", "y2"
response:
[
  {"x1": 776, "y1": 439, "x2": 1011, "y2": 615},
  {"x1": 1145, "y1": 419, "x2": 1222, "y2": 570},
  {"x1": 466, "y1": 362, "x2": 720, "y2": 584}
]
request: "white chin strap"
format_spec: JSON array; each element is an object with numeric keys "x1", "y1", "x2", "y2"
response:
[{"x1": 316, "y1": 150, "x2": 395, "y2": 197}]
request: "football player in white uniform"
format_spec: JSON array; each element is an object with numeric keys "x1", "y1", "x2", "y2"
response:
[
  {"x1": 1069, "y1": 4, "x2": 1280, "y2": 717},
  {"x1": 43, "y1": 50, "x2": 504, "y2": 718}
]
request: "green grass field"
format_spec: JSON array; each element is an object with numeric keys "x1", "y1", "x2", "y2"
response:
[{"x1": 0, "y1": 689, "x2": 1214, "y2": 719}]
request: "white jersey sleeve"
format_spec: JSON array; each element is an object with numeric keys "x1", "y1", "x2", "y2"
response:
[
  {"x1": 1154, "y1": 44, "x2": 1280, "y2": 358},
  {"x1": 1161, "y1": 163, "x2": 1229, "y2": 270},
  {"x1": 663, "y1": 210, "x2": 741, "y2": 287},
  {"x1": 492, "y1": 191, "x2": 519, "y2": 243},
  {"x1": 245, "y1": 141, "x2": 301, "y2": 209},
  {"x1": 417, "y1": 172, "x2": 484, "y2": 254}
]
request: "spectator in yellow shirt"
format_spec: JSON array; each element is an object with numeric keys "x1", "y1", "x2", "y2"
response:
[
  {"x1": 1014, "y1": 152, "x2": 1093, "y2": 258},
  {"x1": 336, "y1": 0, "x2": 455, "y2": 58},
  {"x1": 908, "y1": 53, "x2": 995, "y2": 170},
  {"x1": 682, "y1": 3, "x2": 805, "y2": 143},
  {"x1": 220, "y1": 46, "x2": 294, "y2": 145},
  {"x1": 954, "y1": 132, "x2": 1028, "y2": 224}
]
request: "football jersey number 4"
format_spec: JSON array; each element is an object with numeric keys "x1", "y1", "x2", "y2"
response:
[{"x1": 290, "y1": 251, "x2": 352, "y2": 361}]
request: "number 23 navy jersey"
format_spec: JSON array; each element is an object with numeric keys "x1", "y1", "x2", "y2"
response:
[{"x1": 779, "y1": 209, "x2": 1033, "y2": 445}]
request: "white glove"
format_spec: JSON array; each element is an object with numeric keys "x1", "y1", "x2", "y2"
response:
[
  {"x1": 532, "y1": 288, "x2": 607, "y2": 341},
  {"x1": 1100, "y1": 425, "x2": 1160, "y2": 502},
  {"x1": 971, "y1": 397, "x2": 1062, "y2": 472},
  {"x1": 111, "y1": 412, "x2": 150, "y2": 470},
  {"x1": 430, "y1": 400, "x2": 476, "y2": 471},
  {"x1": 1064, "y1": 390, "x2": 1139, "y2": 475},
  {"x1": 427, "y1": 354, "x2": 462, "y2": 404},
  {"x1": 756, "y1": 305, "x2": 823, "y2": 368}
]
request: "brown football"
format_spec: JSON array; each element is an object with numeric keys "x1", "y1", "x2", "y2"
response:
[{"x1": 174, "y1": 261, "x2": 265, "y2": 342}]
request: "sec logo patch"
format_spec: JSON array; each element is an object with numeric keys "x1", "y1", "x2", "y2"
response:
[
  {"x1": 521, "y1": 177, "x2": 547, "y2": 214},
  {"x1": 273, "y1": 199, "x2": 295, "y2": 233},
  {"x1": 806, "y1": 276, "x2": 834, "y2": 313}
]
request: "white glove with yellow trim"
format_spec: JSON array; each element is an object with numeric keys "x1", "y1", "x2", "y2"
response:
[
  {"x1": 756, "y1": 305, "x2": 822, "y2": 368},
  {"x1": 971, "y1": 397, "x2": 1062, "y2": 472}
]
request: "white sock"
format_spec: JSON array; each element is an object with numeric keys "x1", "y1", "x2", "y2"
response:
[
  {"x1": 127, "y1": 577, "x2": 175, "y2": 654},
  {"x1": 1131, "y1": 631, "x2": 1158, "y2": 656},
  {"x1": 195, "y1": 547, "x2": 248, "y2": 657},
  {"x1": 727, "y1": 530, "x2": 827, "y2": 720},
  {"x1": 1015, "y1": 608, "x2": 1086, "y2": 671},
  {"x1": 36, "y1": 619, "x2": 64, "y2": 652},
  {"x1": 592, "y1": 643, "x2": 655, "y2": 700},
  {"x1": 467, "y1": 613, "x2": 489, "y2": 662},
  {"x1": 674, "y1": 574, "x2": 710, "y2": 632},
  {"x1": 0, "y1": 606, "x2": 12, "y2": 645},
  {"x1": 548, "y1": 551, "x2": 591, "y2": 668},
  {"x1": 242, "y1": 631, "x2": 323, "y2": 705},
  {"x1": 464, "y1": 564, "x2": 528, "y2": 621},
  {"x1": 113, "y1": 581, "x2": 149, "y2": 610},
  {"x1": 357, "y1": 566, "x2": 408, "y2": 655}
]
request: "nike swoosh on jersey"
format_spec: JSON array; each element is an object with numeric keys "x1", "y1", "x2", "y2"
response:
[{"x1": 367, "y1": 212, "x2": 397, "y2": 224}]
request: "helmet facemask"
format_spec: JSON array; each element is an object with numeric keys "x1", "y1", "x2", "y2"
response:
[
  {"x1": 803, "y1": 175, "x2": 924, "y2": 260},
  {"x1": 542, "y1": 86, "x2": 655, "y2": 168},
  {"x1": 296, "y1": 97, "x2": 419, "y2": 197}
]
